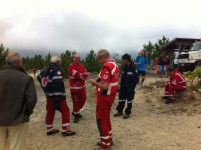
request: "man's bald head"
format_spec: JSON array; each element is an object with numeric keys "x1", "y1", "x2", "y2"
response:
[
  {"x1": 73, "y1": 53, "x2": 81, "y2": 64},
  {"x1": 6, "y1": 51, "x2": 22, "y2": 66}
]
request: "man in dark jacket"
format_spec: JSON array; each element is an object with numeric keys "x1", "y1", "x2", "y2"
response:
[
  {"x1": 37, "y1": 54, "x2": 76, "y2": 136},
  {"x1": 0, "y1": 51, "x2": 37, "y2": 150},
  {"x1": 114, "y1": 54, "x2": 139, "y2": 119}
]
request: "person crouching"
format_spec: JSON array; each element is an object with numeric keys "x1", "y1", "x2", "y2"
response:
[{"x1": 162, "y1": 68, "x2": 187, "y2": 104}]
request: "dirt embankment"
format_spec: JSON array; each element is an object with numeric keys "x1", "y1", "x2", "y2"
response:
[{"x1": 26, "y1": 74, "x2": 201, "y2": 150}]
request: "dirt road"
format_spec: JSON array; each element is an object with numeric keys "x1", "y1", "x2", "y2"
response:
[{"x1": 25, "y1": 75, "x2": 201, "y2": 150}]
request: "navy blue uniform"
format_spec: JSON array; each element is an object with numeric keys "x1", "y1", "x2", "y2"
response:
[
  {"x1": 37, "y1": 63, "x2": 72, "y2": 133},
  {"x1": 37, "y1": 63, "x2": 66, "y2": 100},
  {"x1": 116, "y1": 62, "x2": 138, "y2": 114},
  {"x1": 37, "y1": 63, "x2": 66, "y2": 110}
]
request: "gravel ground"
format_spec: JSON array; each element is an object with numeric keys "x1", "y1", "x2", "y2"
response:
[{"x1": 25, "y1": 74, "x2": 201, "y2": 150}]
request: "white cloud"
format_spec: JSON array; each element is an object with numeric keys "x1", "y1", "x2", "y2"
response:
[{"x1": 1, "y1": 0, "x2": 201, "y2": 55}]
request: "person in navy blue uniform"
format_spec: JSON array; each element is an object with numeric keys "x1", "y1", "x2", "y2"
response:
[
  {"x1": 37, "y1": 54, "x2": 76, "y2": 136},
  {"x1": 114, "y1": 54, "x2": 139, "y2": 119}
]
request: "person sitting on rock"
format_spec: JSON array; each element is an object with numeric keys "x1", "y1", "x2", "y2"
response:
[{"x1": 162, "y1": 67, "x2": 187, "y2": 104}]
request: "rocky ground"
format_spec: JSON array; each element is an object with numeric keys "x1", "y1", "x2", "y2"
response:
[{"x1": 25, "y1": 74, "x2": 201, "y2": 150}]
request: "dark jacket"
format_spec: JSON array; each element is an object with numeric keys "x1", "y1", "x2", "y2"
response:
[
  {"x1": 120, "y1": 62, "x2": 139, "y2": 89},
  {"x1": 0, "y1": 65, "x2": 37, "y2": 126},
  {"x1": 37, "y1": 63, "x2": 66, "y2": 100}
]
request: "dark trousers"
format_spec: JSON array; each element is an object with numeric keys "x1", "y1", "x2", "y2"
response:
[{"x1": 116, "y1": 87, "x2": 135, "y2": 114}]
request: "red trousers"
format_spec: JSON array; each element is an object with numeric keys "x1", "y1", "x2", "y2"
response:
[
  {"x1": 46, "y1": 96, "x2": 70, "y2": 132},
  {"x1": 71, "y1": 89, "x2": 86, "y2": 114},
  {"x1": 96, "y1": 94, "x2": 116, "y2": 149},
  {"x1": 165, "y1": 83, "x2": 186, "y2": 99}
]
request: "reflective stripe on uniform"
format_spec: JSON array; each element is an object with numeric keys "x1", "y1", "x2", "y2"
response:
[
  {"x1": 69, "y1": 76, "x2": 75, "y2": 79},
  {"x1": 70, "y1": 86, "x2": 85, "y2": 90},
  {"x1": 127, "y1": 72, "x2": 133, "y2": 75},
  {"x1": 62, "y1": 123, "x2": 70, "y2": 126},
  {"x1": 72, "y1": 70, "x2": 77, "y2": 76},
  {"x1": 109, "y1": 130, "x2": 112, "y2": 134},
  {"x1": 101, "y1": 136, "x2": 109, "y2": 139},
  {"x1": 101, "y1": 142, "x2": 110, "y2": 146},
  {"x1": 47, "y1": 128, "x2": 53, "y2": 132},
  {"x1": 175, "y1": 72, "x2": 185, "y2": 82},
  {"x1": 46, "y1": 92, "x2": 66, "y2": 96},
  {"x1": 118, "y1": 99, "x2": 125, "y2": 102},
  {"x1": 106, "y1": 62, "x2": 117, "y2": 75},
  {"x1": 179, "y1": 80, "x2": 186, "y2": 84},
  {"x1": 52, "y1": 76, "x2": 62, "y2": 80},
  {"x1": 46, "y1": 124, "x2": 53, "y2": 127},
  {"x1": 127, "y1": 100, "x2": 133, "y2": 104},
  {"x1": 107, "y1": 82, "x2": 118, "y2": 95}
]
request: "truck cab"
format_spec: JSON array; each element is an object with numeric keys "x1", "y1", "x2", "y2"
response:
[{"x1": 178, "y1": 41, "x2": 201, "y2": 71}]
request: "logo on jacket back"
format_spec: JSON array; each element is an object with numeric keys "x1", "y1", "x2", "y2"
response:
[{"x1": 42, "y1": 76, "x2": 49, "y2": 87}]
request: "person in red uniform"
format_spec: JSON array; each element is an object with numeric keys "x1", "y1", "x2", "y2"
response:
[
  {"x1": 90, "y1": 49, "x2": 120, "y2": 150},
  {"x1": 162, "y1": 67, "x2": 187, "y2": 104},
  {"x1": 68, "y1": 53, "x2": 88, "y2": 123},
  {"x1": 37, "y1": 54, "x2": 76, "y2": 136}
]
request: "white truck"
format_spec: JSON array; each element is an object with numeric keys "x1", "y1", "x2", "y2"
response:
[{"x1": 178, "y1": 41, "x2": 201, "y2": 71}]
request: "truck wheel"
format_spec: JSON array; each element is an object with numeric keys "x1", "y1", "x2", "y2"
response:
[{"x1": 196, "y1": 61, "x2": 201, "y2": 67}]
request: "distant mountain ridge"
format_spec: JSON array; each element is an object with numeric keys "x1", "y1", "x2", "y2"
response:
[{"x1": 19, "y1": 49, "x2": 138, "y2": 59}]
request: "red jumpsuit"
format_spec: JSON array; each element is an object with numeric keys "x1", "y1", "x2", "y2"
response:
[
  {"x1": 96, "y1": 61, "x2": 120, "y2": 149},
  {"x1": 68, "y1": 63, "x2": 88, "y2": 115},
  {"x1": 165, "y1": 70, "x2": 187, "y2": 99}
]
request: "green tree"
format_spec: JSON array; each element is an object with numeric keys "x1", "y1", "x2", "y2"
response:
[
  {"x1": 43, "y1": 52, "x2": 52, "y2": 67},
  {"x1": 33, "y1": 54, "x2": 44, "y2": 69},
  {"x1": 143, "y1": 41, "x2": 154, "y2": 65},
  {"x1": 84, "y1": 50, "x2": 101, "y2": 72},
  {"x1": 0, "y1": 43, "x2": 9, "y2": 69},
  {"x1": 61, "y1": 50, "x2": 74, "y2": 78}
]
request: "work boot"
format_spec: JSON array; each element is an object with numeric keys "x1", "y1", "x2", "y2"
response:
[
  {"x1": 72, "y1": 112, "x2": 83, "y2": 117},
  {"x1": 97, "y1": 141, "x2": 114, "y2": 146},
  {"x1": 165, "y1": 98, "x2": 175, "y2": 104},
  {"x1": 62, "y1": 130, "x2": 76, "y2": 136},
  {"x1": 74, "y1": 115, "x2": 80, "y2": 123},
  {"x1": 114, "y1": 112, "x2": 123, "y2": 117},
  {"x1": 123, "y1": 114, "x2": 130, "y2": 119},
  {"x1": 77, "y1": 114, "x2": 83, "y2": 118},
  {"x1": 47, "y1": 129, "x2": 59, "y2": 135},
  {"x1": 161, "y1": 96, "x2": 169, "y2": 99}
]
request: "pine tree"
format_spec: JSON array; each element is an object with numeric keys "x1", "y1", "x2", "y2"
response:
[
  {"x1": 84, "y1": 50, "x2": 101, "y2": 72},
  {"x1": 0, "y1": 43, "x2": 9, "y2": 69}
]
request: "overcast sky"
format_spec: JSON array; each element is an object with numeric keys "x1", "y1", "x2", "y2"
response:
[{"x1": 1, "y1": 0, "x2": 201, "y2": 55}]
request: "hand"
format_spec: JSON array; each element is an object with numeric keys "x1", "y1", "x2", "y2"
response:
[{"x1": 90, "y1": 79, "x2": 97, "y2": 86}]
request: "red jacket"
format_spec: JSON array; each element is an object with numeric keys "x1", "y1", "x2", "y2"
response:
[
  {"x1": 169, "y1": 70, "x2": 187, "y2": 89},
  {"x1": 97, "y1": 61, "x2": 120, "y2": 95},
  {"x1": 68, "y1": 63, "x2": 88, "y2": 92}
]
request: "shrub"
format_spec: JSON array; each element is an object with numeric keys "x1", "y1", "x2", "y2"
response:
[{"x1": 184, "y1": 66, "x2": 201, "y2": 85}]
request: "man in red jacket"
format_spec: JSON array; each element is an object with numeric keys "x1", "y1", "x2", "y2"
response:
[
  {"x1": 90, "y1": 49, "x2": 120, "y2": 150},
  {"x1": 68, "y1": 53, "x2": 88, "y2": 123},
  {"x1": 162, "y1": 68, "x2": 187, "y2": 104}
]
